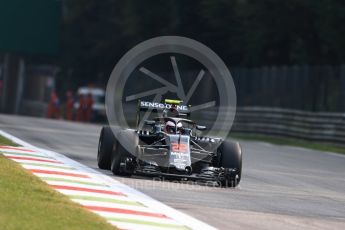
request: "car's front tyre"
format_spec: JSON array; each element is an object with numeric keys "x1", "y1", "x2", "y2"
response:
[
  {"x1": 217, "y1": 140, "x2": 242, "y2": 187},
  {"x1": 110, "y1": 130, "x2": 138, "y2": 176}
]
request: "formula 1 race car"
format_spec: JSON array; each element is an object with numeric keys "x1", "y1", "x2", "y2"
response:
[{"x1": 97, "y1": 99, "x2": 242, "y2": 187}]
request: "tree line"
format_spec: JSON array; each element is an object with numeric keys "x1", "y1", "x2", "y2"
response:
[{"x1": 61, "y1": 0, "x2": 345, "y2": 87}]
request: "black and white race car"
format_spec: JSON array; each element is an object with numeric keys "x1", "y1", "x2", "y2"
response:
[{"x1": 97, "y1": 99, "x2": 242, "y2": 187}]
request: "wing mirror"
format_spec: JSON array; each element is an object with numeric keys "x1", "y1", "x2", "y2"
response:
[
  {"x1": 196, "y1": 125, "x2": 206, "y2": 131},
  {"x1": 144, "y1": 120, "x2": 155, "y2": 126}
]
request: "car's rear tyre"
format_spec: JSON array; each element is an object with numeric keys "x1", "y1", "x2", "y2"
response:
[
  {"x1": 97, "y1": 126, "x2": 115, "y2": 170},
  {"x1": 110, "y1": 130, "x2": 138, "y2": 176},
  {"x1": 217, "y1": 140, "x2": 242, "y2": 187}
]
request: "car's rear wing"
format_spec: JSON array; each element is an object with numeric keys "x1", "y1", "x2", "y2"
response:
[{"x1": 138, "y1": 100, "x2": 191, "y2": 113}]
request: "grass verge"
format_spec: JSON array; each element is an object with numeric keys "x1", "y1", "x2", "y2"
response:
[
  {"x1": 230, "y1": 133, "x2": 345, "y2": 154},
  {"x1": 0, "y1": 135, "x2": 115, "y2": 230},
  {"x1": 0, "y1": 135, "x2": 19, "y2": 146}
]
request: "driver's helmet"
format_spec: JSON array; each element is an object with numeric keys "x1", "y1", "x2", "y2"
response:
[{"x1": 165, "y1": 121, "x2": 182, "y2": 133}]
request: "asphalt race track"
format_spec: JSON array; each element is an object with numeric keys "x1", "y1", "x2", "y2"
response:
[{"x1": 0, "y1": 114, "x2": 344, "y2": 230}]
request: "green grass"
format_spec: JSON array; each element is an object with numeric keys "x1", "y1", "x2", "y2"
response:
[
  {"x1": 0, "y1": 135, "x2": 116, "y2": 230},
  {"x1": 230, "y1": 133, "x2": 345, "y2": 154},
  {"x1": 0, "y1": 135, "x2": 19, "y2": 146}
]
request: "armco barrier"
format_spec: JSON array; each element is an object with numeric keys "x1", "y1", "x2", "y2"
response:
[
  {"x1": 104, "y1": 104, "x2": 345, "y2": 145},
  {"x1": 231, "y1": 107, "x2": 345, "y2": 144}
]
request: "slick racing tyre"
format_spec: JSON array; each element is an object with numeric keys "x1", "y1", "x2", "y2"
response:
[
  {"x1": 110, "y1": 130, "x2": 138, "y2": 176},
  {"x1": 217, "y1": 140, "x2": 242, "y2": 187},
  {"x1": 97, "y1": 126, "x2": 115, "y2": 170}
]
